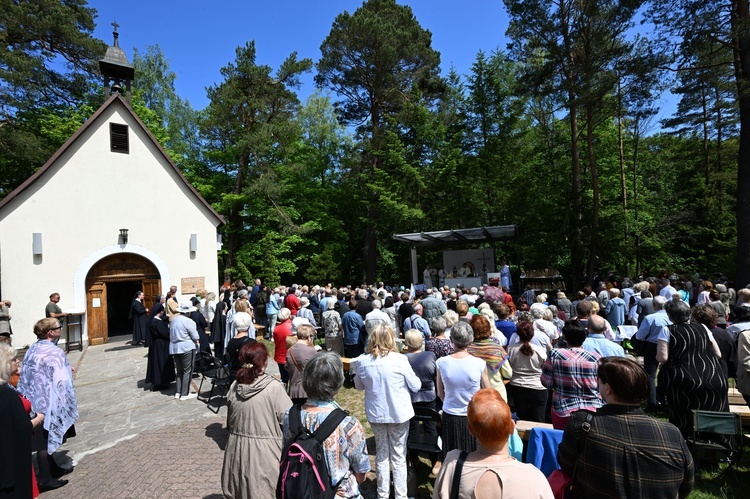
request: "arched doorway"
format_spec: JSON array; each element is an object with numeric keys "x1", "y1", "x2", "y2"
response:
[{"x1": 86, "y1": 253, "x2": 161, "y2": 345}]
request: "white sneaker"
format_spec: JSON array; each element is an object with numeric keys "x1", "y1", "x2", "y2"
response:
[
  {"x1": 174, "y1": 393, "x2": 180, "y2": 399},
  {"x1": 180, "y1": 393, "x2": 198, "y2": 401}
]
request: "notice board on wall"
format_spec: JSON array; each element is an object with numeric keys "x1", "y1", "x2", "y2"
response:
[{"x1": 181, "y1": 277, "x2": 205, "y2": 295}]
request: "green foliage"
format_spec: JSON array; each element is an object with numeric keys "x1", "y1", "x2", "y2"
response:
[
  {"x1": 201, "y1": 41, "x2": 313, "y2": 283},
  {"x1": 0, "y1": 0, "x2": 105, "y2": 114},
  {"x1": 0, "y1": 0, "x2": 104, "y2": 200},
  {"x1": 316, "y1": 0, "x2": 442, "y2": 282},
  {"x1": 1, "y1": 1, "x2": 744, "y2": 288}
]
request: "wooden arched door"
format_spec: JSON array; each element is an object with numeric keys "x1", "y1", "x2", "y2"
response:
[{"x1": 86, "y1": 253, "x2": 161, "y2": 345}]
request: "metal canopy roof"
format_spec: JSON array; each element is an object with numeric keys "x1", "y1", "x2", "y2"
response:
[{"x1": 392, "y1": 225, "x2": 519, "y2": 248}]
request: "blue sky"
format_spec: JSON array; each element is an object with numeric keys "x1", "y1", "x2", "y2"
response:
[
  {"x1": 90, "y1": 0, "x2": 674, "y2": 124},
  {"x1": 91, "y1": 1, "x2": 508, "y2": 109}
]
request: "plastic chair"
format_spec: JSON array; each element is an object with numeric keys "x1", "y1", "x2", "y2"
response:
[
  {"x1": 687, "y1": 410, "x2": 743, "y2": 479},
  {"x1": 524, "y1": 427, "x2": 564, "y2": 477}
]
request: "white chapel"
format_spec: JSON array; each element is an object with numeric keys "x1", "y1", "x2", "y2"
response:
[{"x1": 0, "y1": 31, "x2": 223, "y2": 348}]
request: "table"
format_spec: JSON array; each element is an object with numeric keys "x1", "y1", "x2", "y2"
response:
[
  {"x1": 65, "y1": 312, "x2": 85, "y2": 352},
  {"x1": 444, "y1": 277, "x2": 483, "y2": 290},
  {"x1": 515, "y1": 420, "x2": 554, "y2": 441}
]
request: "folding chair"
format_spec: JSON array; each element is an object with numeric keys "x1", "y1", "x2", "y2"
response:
[
  {"x1": 407, "y1": 406, "x2": 442, "y2": 457},
  {"x1": 194, "y1": 350, "x2": 217, "y2": 398},
  {"x1": 406, "y1": 406, "x2": 442, "y2": 497},
  {"x1": 686, "y1": 409, "x2": 743, "y2": 479},
  {"x1": 204, "y1": 359, "x2": 232, "y2": 413}
]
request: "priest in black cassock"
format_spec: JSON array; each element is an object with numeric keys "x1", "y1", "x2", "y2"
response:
[
  {"x1": 210, "y1": 297, "x2": 228, "y2": 360},
  {"x1": 129, "y1": 291, "x2": 148, "y2": 346},
  {"x1": 145, "y1": 309, "x2": 175, "y2": 390}
]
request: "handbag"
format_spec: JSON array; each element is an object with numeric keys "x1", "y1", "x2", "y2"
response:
[{"x1": 547, "y1": 411, "x2": 593, "y2": 499}]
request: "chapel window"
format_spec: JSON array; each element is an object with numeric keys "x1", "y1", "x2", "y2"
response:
[{"x1": 110, "y1": 123, "x2": 129, "y2": 154}]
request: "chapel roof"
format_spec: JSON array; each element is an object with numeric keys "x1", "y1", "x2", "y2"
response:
[{"x1": 0, "y1": 93, "x2": 225, "y2": 226}]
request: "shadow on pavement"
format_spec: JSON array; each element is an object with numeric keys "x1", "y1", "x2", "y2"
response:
[{"x1": 205, "y1": 422, "x2": 227, "y2": 451}]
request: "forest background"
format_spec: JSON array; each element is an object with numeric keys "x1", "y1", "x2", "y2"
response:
[{"x1": 1, "y1": 0, "x2": 748, "y2": 292}]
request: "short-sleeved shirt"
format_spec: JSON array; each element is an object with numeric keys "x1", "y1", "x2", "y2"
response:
[
  {"x1": 581, "y1": 334, "x2": 625, "y2": 358},
  {"x1": 45, "y1": 302, "x2": 61, "y2": 318},
  {"x1": 541, "y1": 348, "x2": 603, "y2": 417},
  {"x1": 283, "y1": 407, "x2": 370, "y2": 498},
  {"x1": 426, "y1": 337, "x2": 455, "y2": 359},
  {"x1": 508, "y1": 344, "x2": 548, "y2": 390},
  {"x1": 436, "y1": 354, "x2": 487, "y2": 416}
]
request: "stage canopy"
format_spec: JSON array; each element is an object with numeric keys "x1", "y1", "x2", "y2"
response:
[
  {"x1": 393, "y1": 225, "x2": 519, "y2": 248},
  {"x1": 392, "y1": 225, "x2": 519, "y2": 283}
]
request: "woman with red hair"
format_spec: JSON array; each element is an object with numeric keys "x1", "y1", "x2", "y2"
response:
[
  {"x1": 432, "y1": 389, "x2": 553, "y2": 498},
  {"x1": 221, "y1": 341, "x2": 292, "y2": 498}
]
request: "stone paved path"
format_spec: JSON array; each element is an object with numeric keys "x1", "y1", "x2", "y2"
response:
[
  {"x1": 38, "y1": 336, "x2": 268, "y2": 498},
  {"x1": 35, "y1": 336, "x2": 388, "y2": 498}
]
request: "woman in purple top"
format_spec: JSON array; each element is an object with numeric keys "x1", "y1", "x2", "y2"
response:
[{"x1": 425, "y1": 316, "x2": 455, "y2": 359}]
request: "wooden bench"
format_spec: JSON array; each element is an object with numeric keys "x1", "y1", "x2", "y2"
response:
[
  {"x1": 515, "y1": 420, "x2": 555, "y2": 441},
  {"x1": 728, "y1": 386, "x2": 745, "y2": 406}
]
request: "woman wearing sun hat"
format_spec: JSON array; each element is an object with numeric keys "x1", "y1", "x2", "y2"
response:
[{"x1": 169, "y1": 301, "x2": 200, "y2": 400}]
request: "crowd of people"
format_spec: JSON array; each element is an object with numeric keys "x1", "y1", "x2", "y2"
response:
[
  {"x1": 201, "y1": 271, "x2": 748, "y2": 498},
  {"x1": 2, "y1": 270, "x2": 748, "y2": 498}
]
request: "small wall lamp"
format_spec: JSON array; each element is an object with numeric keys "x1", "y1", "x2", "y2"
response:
[
  {"x1": 119, "y1": 228, "x2": 129, "y2": 244},
  {"x1": 33, "y1": 233, "x2": 43, "y2": 255},
  {"x1": 190, "y1": 233, "x2": 198, "y2": 253}
]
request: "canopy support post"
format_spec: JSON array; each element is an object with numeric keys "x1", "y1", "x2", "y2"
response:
[{"x1": 410, "y1": 246, "x2": 419, "y2": 284}]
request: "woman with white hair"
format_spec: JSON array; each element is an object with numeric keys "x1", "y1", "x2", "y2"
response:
[
  {"x1": 529, "y1": 303, "x2": 560, "y2": 343},
  {"x1": 354, "y1": 324, "x2": 420, "y2": 499},
  {"x1": 436, "y1": 321, "x2": 490, "y2": 454},
  {"x1": 282, "y1": 352, "x2": 370, "y2": 498},
  {"x1": 274, "y1": 308, "x2": 295, "y2": 385},
  {"x1": 226, "y1": 312, "x2": 256, "y2": 381},
  {"x1": 403, "y1": 329, "x2": 438, "y2": 440},
  {"x1": 1, "y1": 343, "x2": 47, "y2": 495},
  {"x1": 286, "y1": 323, "x2": 318, "y2": 404}
]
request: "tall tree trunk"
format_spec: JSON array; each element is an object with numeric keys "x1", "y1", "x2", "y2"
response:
[
  {"x1": 586, "y1": 105, "x2": 600, "y2": 283},
  {"x1": 632, "y1": 115, "x2": 642, "y2": 277},
  {"x1": 570, "y1": 100, "x2": 583, "y2": 290},
  {"x1": 715, "y1": 85, "x2": 725, "y2": 212},
  {"x1": 702, "y1": 88, "x2": 711, "y2": 194},
  {"x1": 225, "y1": 153, "x2": 249, "y2": 280},
  {"x1": 733, "y1": 0, "x2": 750, "y2": 287},
  {"x1": 365, "y1": 103, "x2": 381, "y2": 284},
  {"x1": 562, "y1": 4, "x2": 583, "y2": 292},
  {"x1": 617, "y1": 79, "x2": 628, "y2": 275}
]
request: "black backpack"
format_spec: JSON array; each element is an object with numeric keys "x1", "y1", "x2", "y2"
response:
[{"x1": 276, "y1": 405, "x2": 349, "y2": 499}]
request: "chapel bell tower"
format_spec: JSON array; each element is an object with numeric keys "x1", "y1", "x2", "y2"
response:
[{"x1": 99, "y1": 21, "x2": 134, "y2": 102}]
